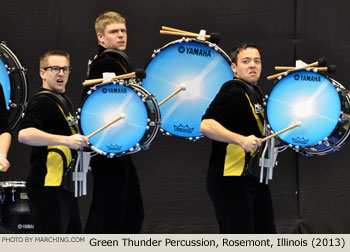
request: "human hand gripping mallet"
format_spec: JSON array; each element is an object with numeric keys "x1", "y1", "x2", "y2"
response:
[
  {"x1": 262, "y1": 121, "x2": 302, "y2": 142},
  {"x1": 87, "y1": 113, "x2": 125, "y2": 139},
  {"x1": 158, "y1": 83, "x2": 187, "y2": 106}
]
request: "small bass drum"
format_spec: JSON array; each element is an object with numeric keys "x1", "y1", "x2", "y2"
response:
[
  {"x1": 78, "y1": 79, "x2": 161, "y2": 157},
  {"x1": 265, "y1": 69, "x2": 350, "y2": 155}
]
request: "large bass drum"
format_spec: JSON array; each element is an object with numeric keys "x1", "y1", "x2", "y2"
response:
[
  {"x1": 142, "y1": 38, "x2": 234, "y2": 140},
  {"x1": 265, "y1": 69, "x2": 350, "y2": 156},
  {"x1": 0, "y1": 42, "x2": 28, "y2": 129}
]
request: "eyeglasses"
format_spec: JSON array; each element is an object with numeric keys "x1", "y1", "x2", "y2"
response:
[{"x1": 43, "y1": 65, "x2": 71, "y2": 74}]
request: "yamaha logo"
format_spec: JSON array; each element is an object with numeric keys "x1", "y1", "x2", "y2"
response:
[
  {"x1": 293, "y1": 74, "x2": 321, "y2": 82},
  {"x1": 177, "y1": 46, "x2": 211, "y2": 57},
  {"x1": 18, "y1": 223, "x2": 35, "y2": 230},
  {"x1": 102, "y1": 87, "x2": 127, "y2": 94}
]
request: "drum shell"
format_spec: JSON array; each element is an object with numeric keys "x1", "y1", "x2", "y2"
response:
[{"x1": 0, "y1": 181, "x2": 35, "y2": 233}]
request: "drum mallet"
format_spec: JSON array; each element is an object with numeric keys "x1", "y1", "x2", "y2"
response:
[
  {"x1": 158, "y1": 84, "x2": 187, "y2": 106},
  {"x1": 262, "y1": 121, "x2": 302, "y2": 142},
  {"x1": 82, "y1": 69, "x2": 146, "y2": 86},
  {"x1": 87, "y1": 113, "x2": 125, "y2": 139},
  {"x1": 267, "y1": 57, "x2": 328, "y2": 80}
]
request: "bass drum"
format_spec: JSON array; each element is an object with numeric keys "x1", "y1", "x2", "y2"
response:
[
  {"x1": 265, "y1": 69, "x2": 350, "y2": 156},
  {"x1": 0, "y1": 42, "x2": 28, "y2": 129},
  {"x1": 0, "y1": 181, "x2": 35, "y2": 233},
  {"x1": 78, "y1": 79, "x2": 161, "y2": 158},
  {"x1": 142, "y1": 38, "x2": 234, "y2": 140}
]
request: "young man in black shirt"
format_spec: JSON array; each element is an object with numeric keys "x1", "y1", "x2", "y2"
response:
[
  {"x1": 200, "y1": 43, "x2": 276, "y2": 233},
  {"x1": 18, "y1": 50, "x2": 88, "y2": 233},
  {"x1": 83, "y1": 11, "x2": 144, "y2": 234}
]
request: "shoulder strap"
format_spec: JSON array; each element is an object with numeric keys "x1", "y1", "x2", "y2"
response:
[
  {"x1": 32, "y1": 90, "x2": 73, "y2": 117},
  {"x1": 229, "y1": 79, "x2": 265, "y2": 133},
  {"x1": 87, "y1": 49, "x2": 132, "y2": 77},
  {"x1": 228, "y1": 79, "x2": 263, "y2": 105}
]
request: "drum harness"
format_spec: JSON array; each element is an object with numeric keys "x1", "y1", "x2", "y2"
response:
[
  {"x1": 233, "y1": 79, "x2": 282, "y2": 184},
  {"x1": 29, "y1": 90, "x2": 90, "y2": 197}
]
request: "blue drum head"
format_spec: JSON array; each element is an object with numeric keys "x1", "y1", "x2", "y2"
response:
[
  {"x1": 0, "y1": 59, "x2": 11, "y2": 107},
  {"x1": 142, "y1": 39, "x2": 234, "y2": 139},
  {"x1": 266, "y1": 70, "x2": 341, "y2": 146},
  {"x1": 79, "y1": 83, "x2": 148, "y2": 154}
]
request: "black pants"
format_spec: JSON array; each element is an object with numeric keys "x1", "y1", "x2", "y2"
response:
[
  {"x1": 27, "y1": 184, "x2": 82, "y2": 234},
  {"x1": 207, "y1": 175, "x2": 276, "y2": 234},
  {"x1": 84, "y1": 155, "x2": 144, "y2": 234}
]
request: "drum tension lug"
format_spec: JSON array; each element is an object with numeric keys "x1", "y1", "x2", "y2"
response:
[
  {"x1": 0, "y1": 189, "x2": 5, "y2": 204},
  {"x1": 11, "y1": 188, "x2": 16, "y2": 202}
]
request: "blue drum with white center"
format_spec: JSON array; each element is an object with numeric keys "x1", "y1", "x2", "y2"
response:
[
  {"x1": 265, "y1": 69, "x2": 350, "y2": 155},
  {"x1": 142, "y1": 38, "x2": 234, "y2": 140},
  {"x1": 78, "y1": 80, "x2": 160, "y2": 157}
]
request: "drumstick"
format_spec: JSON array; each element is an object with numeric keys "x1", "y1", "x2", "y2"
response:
[
  {"x1": 267, "y1": 57, "x2": 328, "y2": 80},
  {"x1": 161, "y1": 26, "x2": 197, "y2": 35},
  {"x1": 160, "y1": 30, "x2": 210, "y2": 39},
  {"x1": 274, "y1": 66, "x2": 328, "y2": 71},
  {"x1": 261, "y1": 121, "x2": 301, "y2": 142},
  {"x1": 158, "y1": 84, "x2": 187, "y2": 106},
  {"x1": 82, "y1": 69, "x2": 146, "y2": 86},
  {"x1": 82, "y1": 73, "x2": 136, "y2": 86},
  {"x1": 87, "y1": 113, "x2": 125, "y2": 139}
]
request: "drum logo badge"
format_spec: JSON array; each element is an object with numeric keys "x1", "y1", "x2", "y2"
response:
[
  {"x1": 292, "y1": 137, "x2": 309, "y2": 145},
  {"x1": 106, "y1": 144, "x2": 122, "y2": 151},
  {"x1": 294, "y1": 74, "x2": 321, "y2": 82},
  {"x1": 102, "y1": 87, "x2": 127, "y2": 94},
  {"x1": 177, "y1": 46, "x2": 211, "y2": 58},
  {"x1": 18, "y1": 224, "x2": 34, "y2": 230},
  {"x1": 174, "y1": 124, "x2": 194, "y2": 133}
]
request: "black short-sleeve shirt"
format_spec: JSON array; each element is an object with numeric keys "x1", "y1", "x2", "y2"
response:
[{"x1": 202, "y1": 79, "x2": 264, "y2": 176}]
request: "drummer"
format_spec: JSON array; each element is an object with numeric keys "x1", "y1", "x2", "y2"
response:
[
  {"x1": 82, "y1": 11, "x2": 144, "y2": 234},
  {"x1": 0, "y1": 85, "x2": 11, "y2": 172},
  {"x1": 18, "y1": 50, "x2": 88, "y2": 233},
  {"x1": 200, "y1": 42, "x2": 276, "y2": 233}
]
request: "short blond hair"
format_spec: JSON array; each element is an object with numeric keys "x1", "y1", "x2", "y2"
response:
[
  {"x1": 95, "y1": 11, "x2": 126, "y2": 34},
  {"x1": 39, "y1": 50, "x2": 70, "y2": 69}
]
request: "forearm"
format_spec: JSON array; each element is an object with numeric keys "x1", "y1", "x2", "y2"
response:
[
  {"x1": 200, "y1": 119, "x2": 261, "y2": 152},
  {"x1": 200, "y1": 119, "x2": 245, "y2": 145},
  {"x1": 18, "y1": 127, "x2": 69, "y2": 147},
  {"x1": 0, "y1": 132, "x2": 11, "y2": 156}
]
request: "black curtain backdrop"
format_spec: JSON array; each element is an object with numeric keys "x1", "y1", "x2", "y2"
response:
[{"x1": 0, "y1": 0, "x2": 349, "y2": 233}]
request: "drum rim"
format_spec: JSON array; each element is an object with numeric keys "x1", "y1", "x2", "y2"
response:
[
  {"x1": 147, "y1": 37, "x2": 232, "y2": 67},
  {"x1": 0, "y1": 181, "x2": 26, "y2": 187}
]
